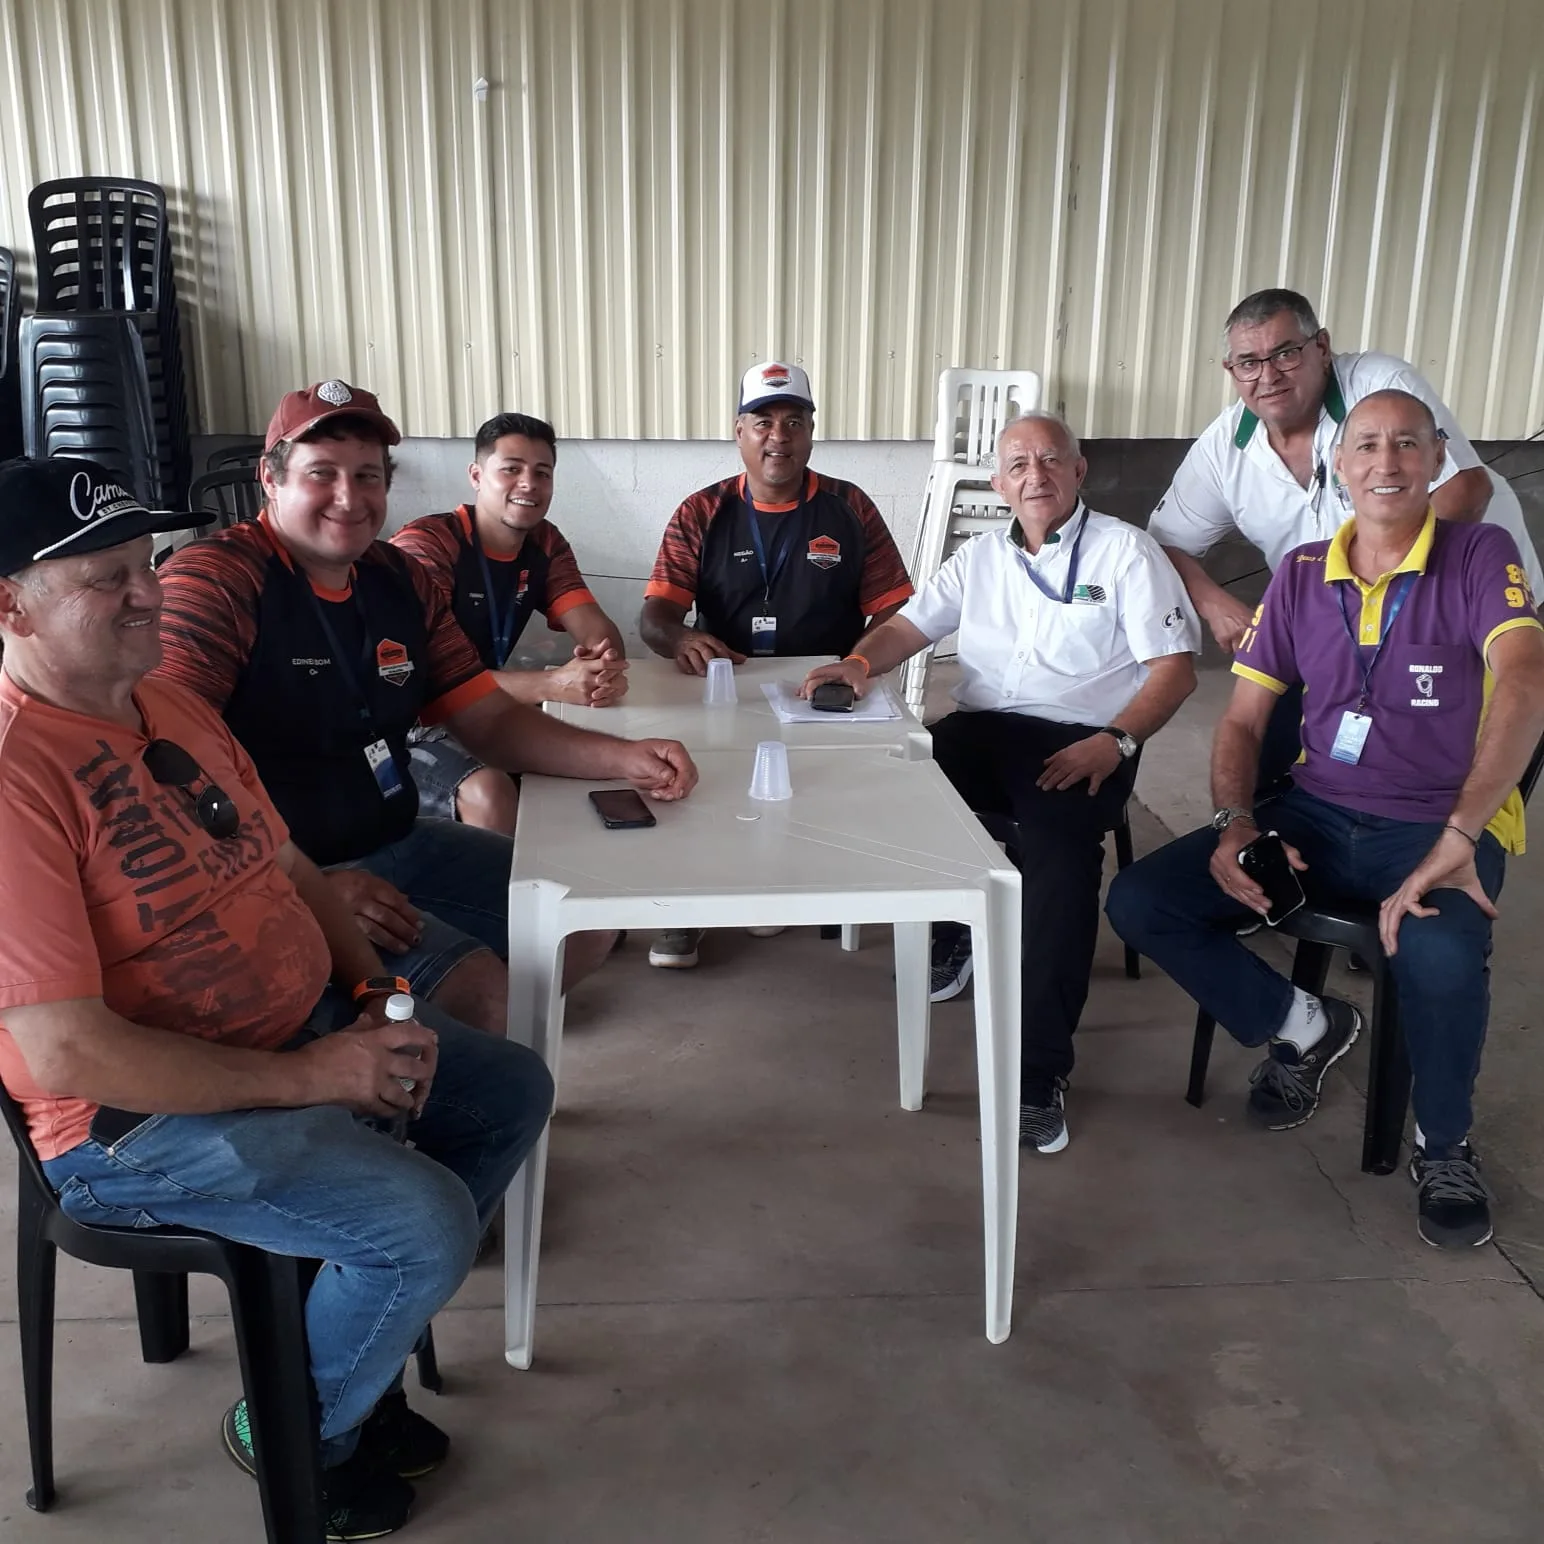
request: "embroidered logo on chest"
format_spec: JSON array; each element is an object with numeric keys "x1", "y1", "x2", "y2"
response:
[
  {"x1": 807, "y1": 535, "x2": 841, "y2": 570},
  {"x1": 1071, "y1": 582, "x2": 1108, "y2": 605},
  {"x1": 376, "y1": 639, "x2": 414, "y2": 686}
]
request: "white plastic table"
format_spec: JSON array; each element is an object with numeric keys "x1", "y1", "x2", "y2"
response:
[
  {"x1": 546, "y1": 654, "x2": 933, "y2": 760},
  {"x1": 503, "y1": 746, "x2": 1022, "y2": 1366}
]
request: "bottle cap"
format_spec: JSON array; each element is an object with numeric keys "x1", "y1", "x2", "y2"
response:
[{"x1": 384, "y1": 993, "x2": 415, "y2": 1022}]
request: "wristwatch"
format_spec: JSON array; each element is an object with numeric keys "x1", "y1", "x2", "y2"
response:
[
  {"x1": 1210, "y1": 807, "x2": 1257, "y2": 834},
  {"x1": 1099, "y1": 727, "x2": 1139, "y2": 760},
  {"x1": 351, "y1": 974, "x2": 411, "y2": 1003}
]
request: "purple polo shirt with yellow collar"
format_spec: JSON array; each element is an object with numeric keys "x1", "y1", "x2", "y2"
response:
[{"x1": 1232, "y1": 512, "x2": 1542, "y2": 852}]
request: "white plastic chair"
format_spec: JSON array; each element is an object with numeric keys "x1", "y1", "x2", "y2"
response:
[{"x1": 900, "y1": 369, "x2": 1043, "y2": 712}]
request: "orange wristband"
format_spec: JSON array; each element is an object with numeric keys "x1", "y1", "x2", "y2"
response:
[{"x1": 844, "y1": 652, "x2": 873, "y2": 677}]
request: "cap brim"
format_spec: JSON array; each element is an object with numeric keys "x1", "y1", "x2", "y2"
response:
[
  {"x1": 269, "y1": 404, "x2": 403, "y2": 451},
  {"x1": 738, "y1": 393, "x2": 816, "y2": 415},
  {"x1": 29, "y1": 504, "x2": 207, "y2": 566}
]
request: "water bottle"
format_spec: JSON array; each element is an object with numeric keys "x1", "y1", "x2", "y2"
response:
[{"x1": 384, "y1": 993, "x2": 418, "y2": 1142}]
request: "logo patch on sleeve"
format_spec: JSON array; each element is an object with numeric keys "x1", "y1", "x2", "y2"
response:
[
  {"x1": 376, "y1": 639, "x2": 415, "y2": 686},
  {"x1": 806, "y1": 535, "x2": 842, "y2": 570}
]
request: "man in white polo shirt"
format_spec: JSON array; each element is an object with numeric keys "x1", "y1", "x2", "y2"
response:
[
  {"x1": 1152, "y1": 288, "x2": 1542, "y2": 785},
  {"x1": 801, "y1": 412, "x2": 1201, "y2": 1153}
]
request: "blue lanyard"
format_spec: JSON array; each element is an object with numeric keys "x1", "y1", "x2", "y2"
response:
[
  {"x1": 745, "y1": 485, "x2": 806, "y2": 606},
  {"x1": 469, "y1": 520, "x2": 526, "y2": 668},
  {"x1": 1336, "y1": 572, "x2": 1417, "y2": 710},
  {"x1": 303, "y1": 578, "x2": 378, "y2": 726},
  {"x1": 1018, "y1": 505, "x2": 1091, "y2": 604}
]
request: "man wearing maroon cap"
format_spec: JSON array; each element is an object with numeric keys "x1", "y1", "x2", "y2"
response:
[
  {"x1": 637, "y1": 361, "x2": 913, "y2": 969},
  {"x1": 156, "y1": 381, "x2": 698, "y2": 1034}
]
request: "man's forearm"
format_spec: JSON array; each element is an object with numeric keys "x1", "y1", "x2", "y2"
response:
[
  {"x1": 1429, "y1": 467, "x2": 1493, "y2": 525},
  {"x1": 8, "y1": 999, "x2": 313, "y2": 1115},
  {"x1": 1450, "y1": 672, "x2": 1544, "y2": 835},
  {"x1": 640, "y1": 599, "x2": 694, "y2": 659},
  {"x1": 1211, "y1": 716, "x2": 1265, "y2": 813},
  {"x1": 1163, "y1": 547, "x2": 1232, "y2": 614},
  {"x1": 1111, "y1": 655, "x2": 1196, "y2": 742},
  {"x1": 494, "y1": 667, "x2": 558, "y2": 706},
  {"x1": 451, "y1": 696, "x2": 638, "y2": 780},
  {"x1": 848, "y1": 615, "x2": 931, "y2": 675},
  {"x1": 285, "y1": 847, "x2": 383, "y2": 989},
  {"x1": 860, "y1": 601, "x2": 908, "y2": 636}
]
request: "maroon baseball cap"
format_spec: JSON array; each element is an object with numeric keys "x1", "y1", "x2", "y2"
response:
[{"x1": 264, "y1": 380, "x2": 402, "y2": 452}]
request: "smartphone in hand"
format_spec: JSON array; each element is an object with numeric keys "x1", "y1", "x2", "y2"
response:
[
  {"x1": 809, "y1": 681, "x2": 856, "y2": 713},
  {"x1": 588, "y1": 788, "x2": 657, "y2": 829},
  {"x1": 1237, "y1": 830, "x2": 1305, "y2": 926}
]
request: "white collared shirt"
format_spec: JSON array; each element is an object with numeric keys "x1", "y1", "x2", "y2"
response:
[
  {"x1": 1148, "y1": 350, "x2": 1544, "y2": 592},
  {"x1": 900, "y1": 505, "x2": 1202, "y2": 726}
]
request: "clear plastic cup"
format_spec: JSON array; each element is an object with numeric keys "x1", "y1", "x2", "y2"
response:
[
  {"x1": 703, "y1": 656, "x2": 738, "y2": 706},
  {"x1": 748, "y1": 740, "x2": 793, "y2": 801}
]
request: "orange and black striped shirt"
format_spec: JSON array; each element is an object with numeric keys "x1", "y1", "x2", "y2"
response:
[{"x1": 646, "y1": 471, "x2": 913, "y2": 657}]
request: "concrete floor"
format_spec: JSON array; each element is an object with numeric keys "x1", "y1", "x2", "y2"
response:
[{"x1": 3, "y1": 657, "x2": 1544, "y2": 1542}]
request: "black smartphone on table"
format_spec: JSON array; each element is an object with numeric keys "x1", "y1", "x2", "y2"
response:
[
  {"x1": 588, "y1": 788, "x2": 657, "y2": 829},
  {"x1": 1237, "y1": 830, "x2": 1305, "y2": 926},
  {"x1": 809, "y1": 681, "x2": 856, "y2": 713}
]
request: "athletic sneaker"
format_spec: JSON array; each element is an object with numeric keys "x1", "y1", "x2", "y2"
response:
[
  {"x1": 746, "y1": 926, "x2": 786, "y2": 938},
  {"x1": 929, "y1": 929, "x2": 974, "y2": 1003},
  {"x1": 1411, "y1": 1142, "x2": 1494, "y2": 1249},
  {"x1": 648, "y1": 929, "x2": 702, "y2": 968},
  {"x1": 222, "y1": 1400, "x2": 416, "y2": 1540},
  {"x1": 1245, "y1": 996, "x2": 1362, "y2": 1130},
  {"x1": 1019, "y1": 1078, "x2": 1069, "y2": 1153},
  {"x1": 224, "y1": 1392, "x2": 448, "y2": 1481}
]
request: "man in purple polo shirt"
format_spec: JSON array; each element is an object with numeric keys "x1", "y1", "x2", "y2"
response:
[{"x1": 1107, "y1": 390, "x2": 1544, "y2": 1249}]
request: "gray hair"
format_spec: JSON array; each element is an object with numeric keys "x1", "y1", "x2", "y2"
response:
[
  {"x1": 997, "y1": 409, "x2": 1081, "y2": 461},
  {"x1": 1223, "y1": 288, "x2": 1321, "y2": 352}
]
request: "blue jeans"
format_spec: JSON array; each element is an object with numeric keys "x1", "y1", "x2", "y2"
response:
[
  {"x1": 1105, "y1": 783, "x2": 1504, "y2": 1152},
  {"x1": 329, "y1": 818, "x2": 513, "y2": 996},
  {"x1": 43, "y1": 989, "x2": 553, "y2": 1463}
]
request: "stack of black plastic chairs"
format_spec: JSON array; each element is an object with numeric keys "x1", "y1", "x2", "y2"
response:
[
  {"x1": 0, "y1": 248, "x2": 22, "y2": 462},
  {"x1": 20, "y1": 178, "x2": 192, "y2": 507}
]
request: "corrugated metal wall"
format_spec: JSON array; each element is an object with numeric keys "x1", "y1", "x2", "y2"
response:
[{"x1": 2, "y1": 0, "x2": 1542, "y2": 440}]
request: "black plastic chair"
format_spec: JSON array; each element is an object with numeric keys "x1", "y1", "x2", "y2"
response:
[
  {"x1": 1185, "y1": 736, "x2": 1544, "y2": 1174},
  {"x1": 0, "y1": 1083, "x2": 325, "y2": 1542},
  {"x1": 19, "y1": 312, "x2": 160, "y2": 505},
  {"x1": 0, "y1": 246, "x2": 21, "y2": 461},
  {"x1": 207, "y1": 439, "x2": 265, "y2": 473},
  {"x1": 190, "y1": 467, "x2": 263, "y2": 530}
]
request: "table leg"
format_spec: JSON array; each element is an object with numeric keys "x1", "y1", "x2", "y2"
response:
[
  {"x1": 840, "y1": 924, "x2": 861, "y2": 952},
  {"x1": 505, "y1": 881, "x2": 566, "y2": 1369},
  {"x1": 971, "y1": 870, "x2": 1022, "y2": 1345},
  {"x1": 894, "y1": 920, "x2": 930, "y2": 1111}
]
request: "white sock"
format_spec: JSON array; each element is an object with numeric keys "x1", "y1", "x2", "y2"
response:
[
  {"x1": 1275, "y1": 987, "x2": 1327, "y2": 1054},
  {"x1": 1414, "y1": 1123, "x2": 1426, "y2": 1152}
]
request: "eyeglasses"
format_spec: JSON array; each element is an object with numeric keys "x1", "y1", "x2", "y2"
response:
[
  {"x1": 143, "y1": 738, "x2": 241, "y2": 840},
  {"x1": 1224, "y1": 337, "x2": 1320, "y2": 381}
]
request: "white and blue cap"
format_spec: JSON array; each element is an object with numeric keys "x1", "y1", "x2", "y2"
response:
[{"x1": 737, "y1": 361, "x2": 815, "y2": 416}]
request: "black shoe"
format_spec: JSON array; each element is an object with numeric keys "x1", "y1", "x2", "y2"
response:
[
  {"x1": 929, "y1": 930, "x2": 973, "y2": 1002},
  {"x1": 321, "y1": 1446, "x2": 416, "y2": 1541},
  {"x1": 1411, "y1": 1142, "x2": 1494, "y2": 1249},
  {"x1": 362, "y1": 1389, "x2": 450, "y2": 1478},
  {"x1": 1246, "y1": 997, "x2": 1362, "y2": 1130},
  {"x1": 222, "y1": 1401, "x2": 415, "y2": 1540},
  {"x1": 1018, "y1": 1078, "x2": 1069, "y2": 1153}
]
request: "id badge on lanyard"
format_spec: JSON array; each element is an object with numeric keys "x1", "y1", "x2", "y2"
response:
[
  {"x1": 1329, "y1": 573, "x2": 1416, "y2": 765},
  {"x1": 745, "y1": 489, "x2": 804, "y2": 656},
  {"x1": 305, "y1": 582, "x2": 408, "y2": 799}
]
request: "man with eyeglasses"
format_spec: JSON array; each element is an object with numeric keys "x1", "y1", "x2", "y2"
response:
[
  {"x1": 1150, "y1": 288, "x2": 1542, "y2": 785},
  {"x1": 0, "y1": 456, "x2": 554, "y2": 1536},
  {"x1": 801, "y1": 413, "x2": 1201, "y2": 1153}
]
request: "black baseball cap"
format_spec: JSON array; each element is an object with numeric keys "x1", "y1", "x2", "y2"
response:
[{"x1": 0, "y1": 457, "x2": 203, "y2": 577}]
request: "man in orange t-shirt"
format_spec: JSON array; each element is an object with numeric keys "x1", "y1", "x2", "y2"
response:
[{"x1": 0, "y1": 456, "x2": 553, "y2": 1537}]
